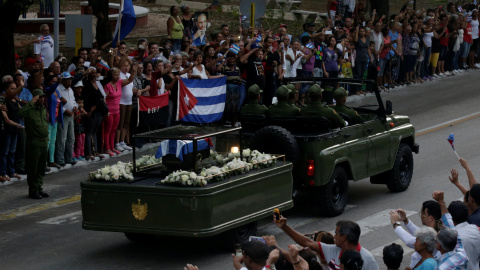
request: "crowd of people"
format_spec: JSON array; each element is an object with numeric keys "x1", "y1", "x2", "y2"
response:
[
  {"x1": 4, "y1": 1, "x2": 480, "y2": 197},
  {"x1": 180, "y1": 157, "x2": 480, "y2": 270}
]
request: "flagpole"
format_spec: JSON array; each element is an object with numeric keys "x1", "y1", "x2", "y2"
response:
[
  {"x1": 118, "y1": 0, "x2": 124, "y2": 45},
  {"x1": 453, "y1": 150, "x2": 460, "y2": 160}
]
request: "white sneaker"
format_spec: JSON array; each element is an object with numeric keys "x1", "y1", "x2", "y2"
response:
[
  {"x1": 115, "y1": 143, "x2": 125, "y2": 152},
  {"x1": 444, "y1": 71, "x2": 451, "y2": 76},
  {"x1": 433, "y1": 74, "x2": 439, "y2": 78},
  {"x1": 120, "y1": 142, "x2": 132, "y2": 151},
  {"x1": 475, "y1": 63, "x2": 480, "y2": 68},
  {"x1": 438, "y1": 73, "x2": 444, "y2": 77}
]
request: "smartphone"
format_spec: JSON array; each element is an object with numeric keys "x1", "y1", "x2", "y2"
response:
[
  {"x1": 325, "y1": 30, "x2": 333, "y2": 35},
  {"x1": 249, "y1": 236, "x2": 266, "y2": 243},
  {"x1": 138, "y1": 44, "x2": 145, "y2": 49},
  {"x1": 234, "y1": 244, "x2": 243, "y2": 256},
  {"x1": 273, "y1": 208, "x2": 281, "y2": 221}
]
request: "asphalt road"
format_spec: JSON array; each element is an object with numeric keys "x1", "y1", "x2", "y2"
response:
[{"x1": 2, "y1": 70, "x2": 480, "y2": 270}]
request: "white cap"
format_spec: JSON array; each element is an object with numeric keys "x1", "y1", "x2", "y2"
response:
[{"x1": 74, "y1": 80, "x2": 84, "y2": 88}]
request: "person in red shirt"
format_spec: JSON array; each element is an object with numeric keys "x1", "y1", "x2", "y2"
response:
[
  {"x1": 128, "y1": 38, "x2": 149, "y2": 61},
  {"x1": 462, "y1": 21, "x2": 473, "y2": 69}
]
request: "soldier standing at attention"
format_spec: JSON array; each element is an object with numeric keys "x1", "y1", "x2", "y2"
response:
[
  {"x1": 19, "y1": 89, "x2": 49, "y2": 200},
  {"x1": 268, "y1": 85, "x2": 300, "y2": 116},
  {"x1": 240, "y1": 84, "x2": 268, "y2": 116},
  {"x1": 333, "y1": 87, "x2": 365, "y2": 125},
  {"x1": 301, "y1": 84, "x2": 346, "y2": 128}
]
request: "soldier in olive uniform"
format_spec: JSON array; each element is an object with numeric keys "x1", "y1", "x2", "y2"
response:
[
  {"x1": 286, "y1": 84, "x2": 300, "y2": 109},
  {"x1": 240, "y1": 84, "x2": 268, "y2": 116},
  {"x1": 19, "y1": 89, "x2": 49, "y2": 199},
  {"x1": 333, "y1": 87, "x2": 365, "y2": 125},
  {"x1": 267, "y1": 85, "x2": 300, "y2": 117},
  {"x1": 301, "y1": 84, "x2": 346, "y2": 129}
]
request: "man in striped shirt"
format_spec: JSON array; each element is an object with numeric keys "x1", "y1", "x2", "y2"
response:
[{"x1": 435, "y1": 227, "x2": 469, "y2": 270}]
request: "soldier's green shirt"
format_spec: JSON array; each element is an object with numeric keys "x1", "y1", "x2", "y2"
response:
[
  {"x1": 267, "y1": 101, "x2": 300, "y2": 117},
  {"x1": 334, "y1": 104, "x2": 366, "y2": 125},
  {"x1": 300, "y1": 101, "x2": 346, "y2": 128},
  {"x1": 19, "y1": 101, "x2": 48, "y2": 140},
  {"x1": 240, "y1": 102, "x2": 268, "y2": 116}
]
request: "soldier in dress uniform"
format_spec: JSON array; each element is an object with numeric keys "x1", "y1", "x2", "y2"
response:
[
  {"x1": 240, "y1": 84, "x2": 268, "y2": 116},
  {"x1": 267, "y1": 85, "x2": 300, "y2": 117},
  {"x1": 300, "y1": 84, "x2": 345, "y2": 129},
  {"x1": 333, "y1": 87, "x2": 365, "y2": 125},
  {"x1": 19, "y1": 89, "x2": 49, "y2": 199}
]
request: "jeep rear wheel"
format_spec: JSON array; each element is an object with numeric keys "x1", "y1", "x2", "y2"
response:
[
  {"x1": 386, "y1": 143, "x2": 413, "y2": 192},
  {"x1": 320, "y1": 166, "x2": 349, "y2": 216},
  {"x1": 222, "y1": 221, "x2": 258, "y2": 247}
]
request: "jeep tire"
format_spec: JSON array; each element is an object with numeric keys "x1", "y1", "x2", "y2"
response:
[
  {"x1": 386, "y1": 143, "x2": 413, "y2": 192},
  {"x1": 253, "y1": 126, "x2": 300, "y2": 167},
  {"x1": 319, "y1": 166, "x2": 349, "y2": 216}
]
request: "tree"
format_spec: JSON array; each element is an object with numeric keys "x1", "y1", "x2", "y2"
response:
[
  {"x1": 88, "y1": 0, "x2": 111, "y2": 49},
  {"x1": 0, "y1": 0, "x2": 34, "y2": 78},
  {"x1": 369, "y1": 0, "x2": 389, "y2": 18}
]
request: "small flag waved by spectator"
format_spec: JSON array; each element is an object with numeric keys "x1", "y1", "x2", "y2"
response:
[
  {"x1": 96, "y1": 59, "x2": 110, "y2": 71},
  {"x1": 447, "y1": 133, "x2": 460, "y2": 159},
  {"x1": 255, "y1": 34, "x2": 262, "y2": 43},
  {"x1": 229, "y1": 44, "x2": 240, "y2": 55},
  {"x1": 306, "y1": 42, "x2": 315, "y2": 49}
]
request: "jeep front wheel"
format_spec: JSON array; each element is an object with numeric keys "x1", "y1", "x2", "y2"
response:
[
  {"x1": 386, "y1": 143, "x2": 413, "y2": 192},
  {"x1": 319, "y1": 166, "x2": 349, "y2": 216}
]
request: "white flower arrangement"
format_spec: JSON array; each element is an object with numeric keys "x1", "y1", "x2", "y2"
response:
[
  {"x1": 89, "y1": 161, "x2": 134, "y2": 182},
  {"x1": 160, "y1": 149, "x2": 277, "y2": 187},
  {"x1": 135, "y1": 155, "x2": 162, "y2": 168}
]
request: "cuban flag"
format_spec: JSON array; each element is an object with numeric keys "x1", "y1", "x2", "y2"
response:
[
  {"x1": 306, "y1": 42, "x2": 315, "y2": 49},
  {"x1": 255, "y1": 34, "x2": 262, "y2": 43},
  {"x1": 96, "y1": 59, "x2": 110, "y2": 71},
  {"x1": 447, "y1": 133, "x2": 455, "y2": 150},
  {"x1": 229, "y1": 43, "x2": 241, "y2": 55},
  {"x1": 155, "y1": 138, "x2": 213, "y2": 161},
  {"x1": 112, "y1": 0, "x2": 137, "y2": 48},
  {"x1": 177, "y1": 77, "x2": 227, "y2": 123}
]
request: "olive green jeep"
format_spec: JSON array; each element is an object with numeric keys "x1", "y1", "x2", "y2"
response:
[{"x1": 241, "y1": 78, "x2": 419, "y2": 216}]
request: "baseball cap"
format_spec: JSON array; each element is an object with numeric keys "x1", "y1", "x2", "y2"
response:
[
  {"x1": 279, "y1": 24, "x2": 288, "y2": 28},
  {"x1": 333, "y1": 87, "x2": 349, "y2": 99},
  {"x1": 243, "y1": 241, "x2": 271, "y2": 262},
  {"x1": 276, "y1": 85, "x2": 291, "y2": 97},
  {"x1": 308, "y1": 84, "x2": 324, "y2": 96},
  {"x1": 60, "y1": 71, "x2": 73, "y2": 80},
  {"x1": 32, "y1": 89, "x2": 46, "y2": 97},
  {"x1": 15, "y1": 53, "x2": 22, "y2": 60},
  {"x1": 248, "y1": 84, "x2": 262, "y2": 95},
  {"x1": 25, "y1": 58, "x2": 38, "y2": 66}
]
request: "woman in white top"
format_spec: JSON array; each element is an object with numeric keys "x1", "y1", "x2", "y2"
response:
[
  {"x1": 190, "y1": 51, "x2": 224, "y2": 79},
  {"x1": 116, "y1": 59, "x2": 134, "y2": 152},
  {"x1": 285, "y1": 39, "x2": 304, "y2": 78},
  {"x1": 421, "y1": 17, "x2": 435, "y2": 79},
  {"x1": 469, "y1": 10, "x2": 479, "y2": 68},
  {"x1": 278, "y1": 35, "x2": 291, "y2": 80}
]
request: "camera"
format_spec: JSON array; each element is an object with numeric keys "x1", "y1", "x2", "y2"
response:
[{"x1": 234, "y1": 244, "x2": 243, "y2": 257}]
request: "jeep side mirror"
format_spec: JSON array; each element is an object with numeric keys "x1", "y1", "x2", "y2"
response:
[{"x1": 386, "y1": 100, "x2": 393, "y2": 115}]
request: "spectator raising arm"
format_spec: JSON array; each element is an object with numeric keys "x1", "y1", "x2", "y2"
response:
[
  {"x1": 459, "y1": 158, "x2": 478, "y2": 189},
  {"x1": 449, "y1": 169, "x2": 469, "y2": 195}
]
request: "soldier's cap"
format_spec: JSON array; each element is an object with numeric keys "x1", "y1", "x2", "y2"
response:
[
  {"x1": 276, "y1": 85, "x2": 291, "y2": 97},
  {"x1": 333, "y1": 87, "x2": 349, "y2": 99},
  {"x1": 286, "y1": 84, "x2": 297, "y2": 93},
  {"x1": 308, "y1": 84, "x2": 324, "y2": 96},
  {"x1": 248, "y1": 84, "x2": 262, "y2": 95},
  {"x1": 32, "y1": 89, "x2": 46, "y2": 97}
]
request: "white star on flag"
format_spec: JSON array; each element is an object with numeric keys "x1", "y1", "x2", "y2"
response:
[{"x1": 184, "y1": 94, "x2": 190, "y2": 106}]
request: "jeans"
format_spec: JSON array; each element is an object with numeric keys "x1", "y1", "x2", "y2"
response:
[
  {"x1": 55, "y1": 115, "x2": 75, "y2": 164},
  {"x1": 0, "y1": 132, "x2": 18, "y2": 176},
  {"x1": 238, "y1": 83, "x2": 246, "y2": 110},
  {"x1": 48, "y1": 122, "x2": 57, "y2": 163},
  {"x1": 422, "y1": 46, "x2": 432, "y2": 77},
  {"x1": 84, "y1": 111, "x2": 103, "y2": 156},
  {"x1": 354, "y1": 60, "x2": 368, "y2": 93},
  {"x1": 172, "y1": 39, "x2": 182, "y2": 54},
  {"x1": 453, "y1": 49, "x2": 461, "y2": 70},
  {"x1": 15, "y1": 128, "x2": 26, "y2": 172}
]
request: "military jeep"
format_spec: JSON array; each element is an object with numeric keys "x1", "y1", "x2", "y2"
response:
[{"x1": 241, "y1": 78, "x2": 419, "y2": 216}]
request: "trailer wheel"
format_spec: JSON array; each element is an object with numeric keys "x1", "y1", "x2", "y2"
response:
[
  {"x1": 228, "y1": 221, "x2": 258, "y2": 245},
  {"x1": 124, "y1": 232, "x2": 154, "y2": 243}
]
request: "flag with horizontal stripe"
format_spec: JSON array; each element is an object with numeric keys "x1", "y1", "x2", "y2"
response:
[
  {"x1": 138, "y1": 93, "x2": 169, "y2": 126},
  {"x1": 255, "y1": 34, "x2": 262, "y2": 43},
  {"x1": 112, "y1": 0, "x2": 137, "y2": 48},
  {"x1": 306, "y1": 42, "x2": 314, "y2": 49},
  {"x1": 176, "y1": 77, "x2": 226, "y2": 123},
  {"x1": 229, "y1": 43, "x2": 241, "y2": 54},
  {"x1": 155, "y1": 138, "x2": 213, "y2": 161}
]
